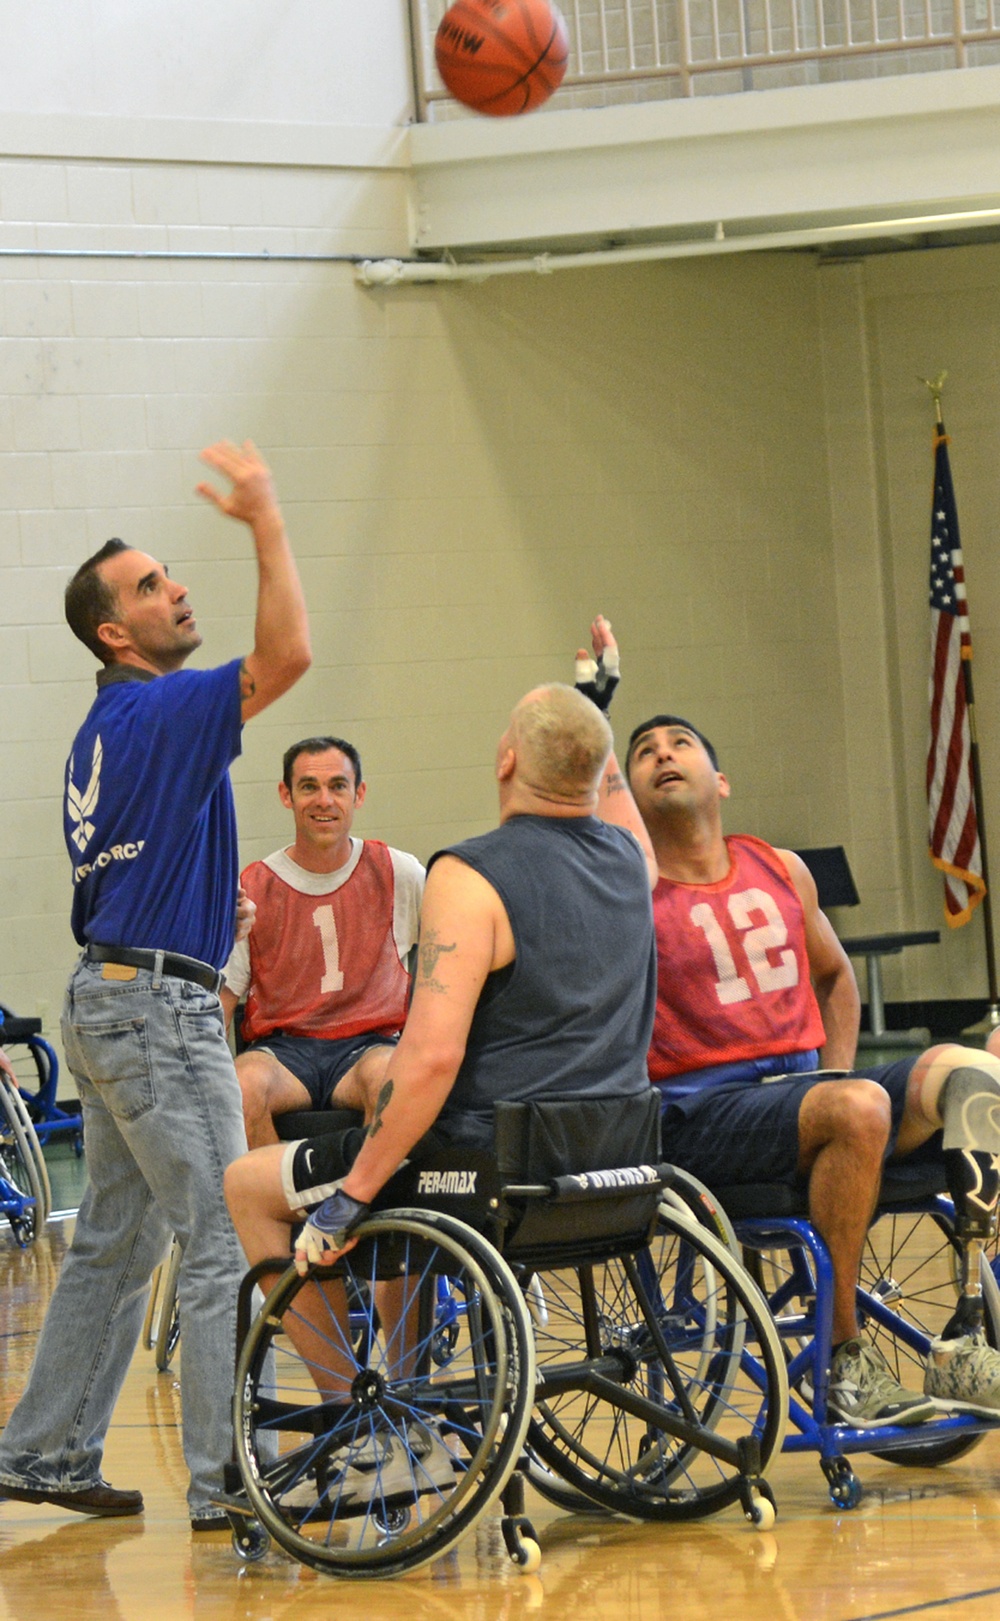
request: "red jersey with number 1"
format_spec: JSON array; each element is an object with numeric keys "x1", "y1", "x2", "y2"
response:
[
  {"x1": 649, "y1": 834, "x2": 826, "y2": 1082},
  {"x1": 225, "y1": 840, "x2": 424, "y2": 1045}
]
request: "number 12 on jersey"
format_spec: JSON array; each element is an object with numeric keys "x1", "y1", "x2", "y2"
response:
[{"x1": 689, "y1": 888, "x2": 799, "y2": 1007}]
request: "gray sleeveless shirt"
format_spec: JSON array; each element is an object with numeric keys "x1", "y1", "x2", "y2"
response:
[{"x1": 433, "y1": 814, "x2": 656, "y2": 1148}]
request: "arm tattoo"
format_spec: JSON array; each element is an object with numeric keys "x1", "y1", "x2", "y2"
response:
[
  {"x1": 367, "y1": 1079, "x2": 394, "y2": 1139},
  {"x1": 418, "y1": 929, "x2": 457, "y2": 995},
  {"x1": 239, "y1": 658, "x2": 256, "y2": 699},
  {"x1": 604, "y1": 770, "x2": 627, "y2": 796}
]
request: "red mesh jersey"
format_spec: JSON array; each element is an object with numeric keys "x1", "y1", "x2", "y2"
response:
[
  {"x1": 226, "y1": 840, "x2": 424, "y2": 1044},
  {"x1": 649, "y1": 834, "x2": 826, "y2": 1082}
]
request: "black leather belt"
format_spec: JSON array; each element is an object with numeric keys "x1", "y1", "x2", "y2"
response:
[{"x1": 84, "y1": 943, "x2": 223, "y2": 995}]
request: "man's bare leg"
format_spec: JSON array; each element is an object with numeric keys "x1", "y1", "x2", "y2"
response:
[
  {"x1": 797, "y1": 1077, "x2": 891, "y2": 1344},
  {"x1": 797, "y1": 1076, "x2": 937, "y2": 1423},
  {"x1": 224, "y1": 1147, "x2": 355, "y2": 1393},
  {"x1": 235, "y1": 1050, "x2": 312, "y2": 1150},
  {"x1": 330, "y1": 1043, "x2": 396, "y2": 1123}
]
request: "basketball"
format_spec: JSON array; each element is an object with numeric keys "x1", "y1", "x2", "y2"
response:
[{"x1": 435, "y1": 0, "x2": 569, "y2": 117}]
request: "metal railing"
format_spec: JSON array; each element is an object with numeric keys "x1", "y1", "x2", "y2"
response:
[{"x1": 410, "y1": 0, "x2": 1000, "y2": 117}]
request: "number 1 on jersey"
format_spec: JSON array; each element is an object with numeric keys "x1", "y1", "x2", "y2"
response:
[{"x1": 312, "y1": 904, "x2": 345, "y2": 992}]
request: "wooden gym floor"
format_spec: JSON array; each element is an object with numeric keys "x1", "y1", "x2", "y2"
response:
[{"x1": 3, "y1": 1216, "x2": 1000, "y2": 1621}]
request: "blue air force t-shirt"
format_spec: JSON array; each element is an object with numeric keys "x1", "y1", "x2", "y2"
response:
[{"x1": 64, "y1": 661, "x2": 243, "y2": 969}]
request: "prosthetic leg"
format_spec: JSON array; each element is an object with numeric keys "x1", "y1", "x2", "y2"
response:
[{"x1": 925, "y1": 1067, "x2": 1000, "y2": 1410}]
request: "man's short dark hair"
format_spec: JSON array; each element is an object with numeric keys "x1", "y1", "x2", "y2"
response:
[
  {"x1": 625, "y1": 714, "x2": 719, "y2": 774},
  {"x1": 282, "y1": 736, "x2": 363, "y2": 792},
  {"x1": 64, "y1": 539, "x2": 132, "y2": 663}
]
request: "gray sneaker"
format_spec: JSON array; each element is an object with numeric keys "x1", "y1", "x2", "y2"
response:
[
  {"x1": 827, "y1": 1338, "x2": 938, "y2": 1427},
  {"x1": 340, "y1": 1421, "x2": 456, "y2": 1504},
  {"x1": 924, "y1": 1332, "x2": 1000, "y2": 1415}
]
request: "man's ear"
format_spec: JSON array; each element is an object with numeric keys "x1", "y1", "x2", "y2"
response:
[
  {"x1": 278, "y1": 781, "x2": 293, "y2": 809},
  {"x1": 497, "y1": 746, "x2": 516, "y2": 783},
  {"x1": 96, "y1": 619, "x2": 127, "y2": 655},
  {"x1": 717, "y1": 772, "x2": 731, "y2": 801},
  {"x1": 354, "y1": 781, "x2": 367, "y2": 808}
]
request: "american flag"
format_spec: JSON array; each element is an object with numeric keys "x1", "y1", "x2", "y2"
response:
[{"x1": 927, "y1": 426, "x2": 985, "y2": 927}]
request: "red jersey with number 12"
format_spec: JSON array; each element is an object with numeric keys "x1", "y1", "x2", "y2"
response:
[
  {"x1": 649, "y1": 834, "x2": 826, "y2": 1081},
  {"x1": 226, "y1": 839, "x2": 424, "y2": 1045}
]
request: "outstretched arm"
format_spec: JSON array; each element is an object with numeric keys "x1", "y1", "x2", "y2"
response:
[
  {"x1": 578, "y1": 615, "x2": 657, "y2": 889},
  {"x1": 777, "y1": 848, "x2": 860, "y2": 1069},
  {"x1": 196, "y1": 440, "x2": 311, "y2": 722}
]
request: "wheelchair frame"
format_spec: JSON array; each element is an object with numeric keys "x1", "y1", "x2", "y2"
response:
[
  {"x1": 0, "y1": 1003, "x2": 83, "y2": 1151},
  {"x1": 724, "y1": 1171, "x2": 1000, "y2": 1508},
  {"x1": 219, "y1": 1154, "x2": 789, "y2": 1576}
]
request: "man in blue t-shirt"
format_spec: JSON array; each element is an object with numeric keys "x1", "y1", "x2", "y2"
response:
[{"x1": 0, "y1": 441, "x2": 310, "y2": 1530}]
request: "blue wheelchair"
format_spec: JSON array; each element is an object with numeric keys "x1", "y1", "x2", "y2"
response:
[
  {"x1": 720, "y1": 1165, "x2": 1000, "y2": 1507},
  {"x1": 220, "y1": 1094, "x2": 789, "y2": 1577},
  {"x1": 0, "y1": 1063, "x2": 51, "y2": 1245},
  {"x1": 0, "y1": 1003, "x2": 82, "y2": 1152}
]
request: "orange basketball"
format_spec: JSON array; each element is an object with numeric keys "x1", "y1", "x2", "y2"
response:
[{"x1": 435, "y1": 0, "x2": 569, "y2": 117}]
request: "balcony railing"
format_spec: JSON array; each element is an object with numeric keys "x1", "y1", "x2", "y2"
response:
[{"x1": 410, "y1": 0, "x2": 1000, "y2": 118}]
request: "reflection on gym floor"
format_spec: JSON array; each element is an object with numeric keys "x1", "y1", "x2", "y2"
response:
[{"x1": 3, "y1": 1215, "x2": 1000, "y2": 1621}]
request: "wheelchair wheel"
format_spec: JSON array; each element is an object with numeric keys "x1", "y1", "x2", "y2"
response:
[
  {"x1": 153, "y1": 1238, "x2": 182, "y2": 1372},
  {"x1": 0, "y1": 1077, "x2": 50, "y2": 1243},
  {"x1": 862, "y1": 1205, "x2": 1000, "y2": 1467},
  {"x1": 521, "y1": 1176, "x2": 744, "y2": 1519},
  {"x1": 2, "y1": 1076, "x2": 51, "y2": 1224},
  {"x1": 525, "y1": 1202, "x2": 787, "y2": 1521},
  {"x1": 233, "y1": 1210, "x2": 535, "y2": 1577}
]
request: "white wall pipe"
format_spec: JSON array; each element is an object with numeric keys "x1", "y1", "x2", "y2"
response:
[{"x1": 356, "y1": 203, "x2": 1000, "y2": 285}]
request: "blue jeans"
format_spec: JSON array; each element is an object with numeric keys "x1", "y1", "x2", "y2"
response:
[{"x1": 0, "y1": 958, "x2": 247, "y2": 1514}]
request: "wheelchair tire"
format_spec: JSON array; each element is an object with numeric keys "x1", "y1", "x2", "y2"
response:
[
  {"x1": 0, "y1": 1076, "x2": 50, "y2": 1243},
  {"x1": 865, "y1": 1204, "x2": 1000, "y2": 1468},
  {"x1": 233, "y1": 1209, "x2": 536, "y2": 1577},
  {"x1": 154, "y1": 1238, "x2": 182, "y2": 1372},
  {"x1": 520, "y1": 1176, "x2": 745, "y2": 1518},
  {"x1": 525, "y1": 1202, "x2": 788, "y2": 1521}
]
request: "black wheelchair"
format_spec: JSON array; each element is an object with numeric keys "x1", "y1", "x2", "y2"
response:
[
  {"x1": 720, "y1": 1164, "x2": 1000, "y2": 1508},
  {"x1": 219, "y1": 1093, "x2": 789, "y2": 1577}
]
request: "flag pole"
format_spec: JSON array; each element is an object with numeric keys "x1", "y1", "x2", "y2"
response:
[{"x1": 923, "y1": 377, "x2": 1000, "y2": 1036}]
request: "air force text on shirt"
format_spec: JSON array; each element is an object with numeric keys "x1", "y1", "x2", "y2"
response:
[{"x1": 74, "y1": 840, "x2": 146, "y2": 884}]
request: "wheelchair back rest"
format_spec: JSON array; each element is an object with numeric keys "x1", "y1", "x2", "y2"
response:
[
  {"x1": 371, "y1": 1091, "x2": 665, "y2": 1266},
  {"x1": 493, "y1": 1090, "x2": 660, "y2": 1181},
  {"x1": 494, "y1": 1090, "x2": 665, "y2": 1262}
]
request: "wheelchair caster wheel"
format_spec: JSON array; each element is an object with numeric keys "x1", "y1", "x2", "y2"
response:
[
  {"x1": 232, "y1": 1521, "x2": 270, "y2": 1562},
  {"x1": 822, "y1": 1457, "x2": 863, "y2": 1509},
  {"x1": 502, "y1": 1515, "x2": 541, "y2": 1572},
  {"x1": 744, "y1": 1487, "x2": 776, "y2": 1530}
]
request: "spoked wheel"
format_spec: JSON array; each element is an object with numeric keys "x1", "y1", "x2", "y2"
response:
[
  {"x1": 234, "y1": 1210, "x2": 535, "y2": 1577},
  {"x1": 521, "y1": 1179, "x2": 744, "y2": 1519},
  {"x1": 0, "y1": 1077, "x2": 50, "y2": 1244},
  {"x1": 525, "y1": 1204, "x2": 787, "y2": 1520},
  {"x1": 862, "y1": 1204, "x2": 1000, "y2": 1467}
]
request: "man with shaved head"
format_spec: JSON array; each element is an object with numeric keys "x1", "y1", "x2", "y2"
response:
[{"x1": 225, "y1": 668, "x2": 658, "y2": 1285}]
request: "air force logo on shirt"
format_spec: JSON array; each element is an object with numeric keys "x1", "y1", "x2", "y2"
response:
[
  {"x1": 67, "y1": 735, "x2": 103, "y2": 853},
  {"x1": 67, "y1": 735, "x2": 145, "y2": 883}
]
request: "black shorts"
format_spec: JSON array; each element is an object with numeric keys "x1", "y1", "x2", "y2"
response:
[
  {"x1": 659, "y1": 1056, "x2": 939, "y2": 1190},
  {"x1": 280, "y1": 1123, "x2": 449, "y2": 1217},
  {"x1": 242, "y1": 1029, "x2": 399, "y2": 1110}
]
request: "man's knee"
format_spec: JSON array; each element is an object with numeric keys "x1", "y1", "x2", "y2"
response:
[{"x1": 799, "y1": 1078, "x2": 891, "y2": 1165}]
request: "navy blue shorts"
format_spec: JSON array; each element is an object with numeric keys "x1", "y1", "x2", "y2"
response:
[
  {"x1": 658, "y1": 1056, "x2": 938, "y2": 1190},
  {"x1": 242, "y1": 1029, "x2": 399, "y2": 1110}
]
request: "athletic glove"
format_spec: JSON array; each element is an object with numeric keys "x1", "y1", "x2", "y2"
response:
[
  {"x1": 295, "y1": 1188, "x2": 369, "y2": 1274},
  {"x1": 574, "y1": 644, "x2": 620, "y2": 714}
]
